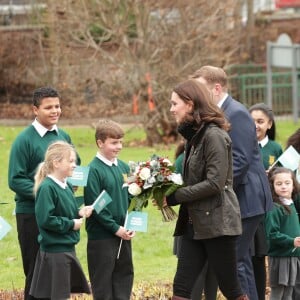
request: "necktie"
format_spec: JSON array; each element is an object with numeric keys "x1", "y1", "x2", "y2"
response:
[{"x1": 46, "y1": 130, "x2": 57, "y2": 136}]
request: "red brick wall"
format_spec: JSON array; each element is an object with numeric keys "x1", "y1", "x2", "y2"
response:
[{"x1": 252, "y1": 12, "x2": 300, "y2": 63}]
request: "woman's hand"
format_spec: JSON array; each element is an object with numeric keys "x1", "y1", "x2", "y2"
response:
[{"x1": 152, "y1": 197, "x2": 167, "y2": 209}]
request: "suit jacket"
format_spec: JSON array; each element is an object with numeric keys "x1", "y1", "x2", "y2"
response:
[{"x1": 221, "y1": 95, "x2": 273, "y2": 218}]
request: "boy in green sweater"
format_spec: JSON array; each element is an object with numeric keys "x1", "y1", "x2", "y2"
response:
[
  {"x1": 8, "y1": 86, "x2": 80, "y2": 300},
  {"x1": 84, "y1": 119, "x2": 135, "y2": 300}
]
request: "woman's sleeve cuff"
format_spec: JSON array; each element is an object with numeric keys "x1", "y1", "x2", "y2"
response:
[{"x1": 166, "y1": 193, "x2": 177, "y2": 206}]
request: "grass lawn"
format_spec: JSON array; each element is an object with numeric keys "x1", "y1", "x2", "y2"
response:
[
  {"x1": 0, "y1": 119, "x2": 299, "y2": 297},
  {"x1": 0, "y1": 123, "x2": 177, "y2": 294}
]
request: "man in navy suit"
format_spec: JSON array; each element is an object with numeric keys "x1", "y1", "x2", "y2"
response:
[{"x1": 192, "y1": 66, "x2": 273, "y2": 300}]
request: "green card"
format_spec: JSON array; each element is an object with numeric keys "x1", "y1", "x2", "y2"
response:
[
  {"x1": 92, "y1": 190, "x2": 112, "y2": 214},
  {"x1": 67, "y1": 166, "x2": 90, "y2": 187},
  {"x1": 125, "y1": 211, "x2": 148, "y2": 232},
  {"x1": 0, "y1": 216, "x2": 12, "y2": 240},
  {"x1": 277, "y1": 145, "x2": 300, "y2": 171}
]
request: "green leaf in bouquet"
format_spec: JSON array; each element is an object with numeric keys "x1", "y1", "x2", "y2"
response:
[
  {"x1": 167, "y1": 165, "x2": 176, "y2": 172},
  {"x1": 128, "y1": 197, "x2": 137, "y2": 212},
  {"x1": 152, "y1": 183, "x2": 182, "y2": 209},
  {"x1": 153, "y1": 183, "x2": 171, "y2": 203},
  {"x1": 152, "y1": 187, "x2": 165, "y2": 208},
  {"x1": 136, "y1": 197, "x2": 147, "y2": 211},
  {"x1": 165, "y1": 183, "x2": 182, "y2": 196},
  {"x1": 128, "y1": 189, "x2": 153, "y2": 212},
  {"x1": 143, "y1": 199, "x2": 149, "y2": 208}
]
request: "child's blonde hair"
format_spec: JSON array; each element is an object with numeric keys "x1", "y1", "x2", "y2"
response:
[
  {"x1": 95, "y1": 119, "x2": 124, "y2": 143},
  {"x1": 34, "y1": 141, "x2": 75, "y2": 194}
]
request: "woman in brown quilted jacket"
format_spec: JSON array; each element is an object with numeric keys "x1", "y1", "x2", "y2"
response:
[{"x1": 166, "y1": 79, "x2": 248, "y2": 300}]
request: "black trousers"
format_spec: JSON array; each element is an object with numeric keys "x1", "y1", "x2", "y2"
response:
[
  {"x1": 16, "y1": 213, "x2": 39, "y2": 300},
  {"x1": 252, "y1": 256, "x2": 266, "y2": 300},
  {"x1": 173, "y1": 224, "x2": 243, "y2": 300},
  {"x1": 191, "y1": 261, "x2": 218, "y2": 300},
  {"x1": 87, "y1": 238, "x2": 134, "y2": 300},
  {"x1": 236, "y1": 215, "x2": 264, "y2": 300}
]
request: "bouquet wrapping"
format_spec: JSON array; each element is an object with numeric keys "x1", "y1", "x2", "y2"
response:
[{"x1": 125, "y1": 154, "x2": 183, "y2": 222}]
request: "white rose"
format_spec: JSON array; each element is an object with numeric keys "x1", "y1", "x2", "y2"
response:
[
  {"x1": 163, "y1": 158, "x2": 172, "y2": 166},
  {"x1": 128, "y1": 183, "x2": 142, "y2": 196},
  {"x1": 143, "y1": 176, "x2": 156, "y2": 189},
  {"x1": 150, "y1": 160, "x2": 159, "y2": 168},
  {"x1": 128, "y1": 161, "x2": 136, "y2": 168},
  {"x1": 147, "y1": 176, "x2": 156, "y2": 184},
  {"x1": 169, "y1": 173, "x2": 183, "y2": 185},
  {"x1": 139, "y1": 167, "x2": 151, "y2": 180},
  {"x1": 143, "y1": 181, "x2": 154, "y2": 189}
]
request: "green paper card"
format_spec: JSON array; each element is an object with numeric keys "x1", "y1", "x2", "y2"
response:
[
  {"x1": 68, "y1": 166, "x2": 90, "y2": 187},
  {"x1": 125, "y1": 211, "x2": 148, "y2": 232},
  {"x1": 92, "y1": 190, "x2": 112, "y2": 214},
  {"x1": 277, "y1": 145, "x2": 300, "y2": 171},
  {"x1": 0, "y1": 216, "x2": 12, "y2": 240}
]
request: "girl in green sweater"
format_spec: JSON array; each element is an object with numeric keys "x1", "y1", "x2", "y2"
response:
[
  {"x1": 29, "y1": 141, "x2": 93, "y2": 299},
  {"x1": 249, "y1": 103, "x2": 282, "y2": 170},
  {"x1": 249, "y1": 103, "x2": 283, "y2": 300},
  {"x1": 265, "y1": 167, "x2": 300, "y2": 300}
]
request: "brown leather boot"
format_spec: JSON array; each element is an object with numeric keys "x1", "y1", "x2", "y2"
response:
[
  {"x1": 171, "y1": 296, "x2": 191, "y2": 300},
  {"x1": 235, "y1": 295, "x2": 249, "y2": 300}
]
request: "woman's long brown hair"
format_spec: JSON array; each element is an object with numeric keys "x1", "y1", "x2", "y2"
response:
[{"x1": 173, "y1": 79, "x2": 230, "y2": 131}]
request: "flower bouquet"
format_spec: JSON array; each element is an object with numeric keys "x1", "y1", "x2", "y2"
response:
[{"x1": 125, "y1": 154, "x2": 183, "y2": 222}]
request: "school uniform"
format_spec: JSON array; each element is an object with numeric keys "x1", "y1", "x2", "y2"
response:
[
  {"x1": 8, "y1": 120, "x2": 79, "y2": 300},
  {"x1": 253, "y1": 136, "x2": 283, "y2": 300},
  {"x1": 84, "y1": 153, "x2": 134, "y2": 300},
  {"x1": 259, "y1": 136, "x2": 283, "y2": 170},
  {"x1": 8, "y1": 121, "x2": 76, "y2": 214},
  {"x1": 265, "y1": 200, "x2": 300, "y2": 299},
  {"x1": 29, "y1": 176, "x2": 90, "y2": 299}
]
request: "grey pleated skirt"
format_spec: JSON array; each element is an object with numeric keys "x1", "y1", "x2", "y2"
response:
[
  {"x1": 30, "y1": 250, "x2": 91, "y2": 299},
  {"x1": 269, "y1": 256, "x2": 300, "y2": 287}
]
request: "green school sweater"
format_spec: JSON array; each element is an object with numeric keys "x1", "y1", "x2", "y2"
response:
[
  {"x1": 265, "y1": 203, "x2": 300, "y2": 257},
  {"x1": 35, "y1": 177, "x2": 80, "y2": 252},
  {"x1": 8, "y1": 125, "x2": 78, "y2": 214},
  {"x1": 175, "y1": 153, "x2": 184, "y2": 175},
  {"x1": 84, "y1": 157, "x2": 130, "y2": 240},
  {"x1": 260, "y1": 140, "x2": 282, "y2": 170}
]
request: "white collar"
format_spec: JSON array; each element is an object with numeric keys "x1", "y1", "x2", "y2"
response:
[
  {"x1": 47, "y1": 175, "x2": 67, "y2": 189},
  {"x1": 280, "y1": 198, "x2": 293, "y2": 205},
  {"x1": 259, "y1": 135, "x2": 269, "y2": 148},
  {"x1": 217, "y1": 93, "x2": 228, "y2": 108},
  {"x1": 96, "y1": 152, "x2": 118, "y2": 166},
  {"x1": 32, "y1": 119, "x2": 58, "y2": 137}
]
